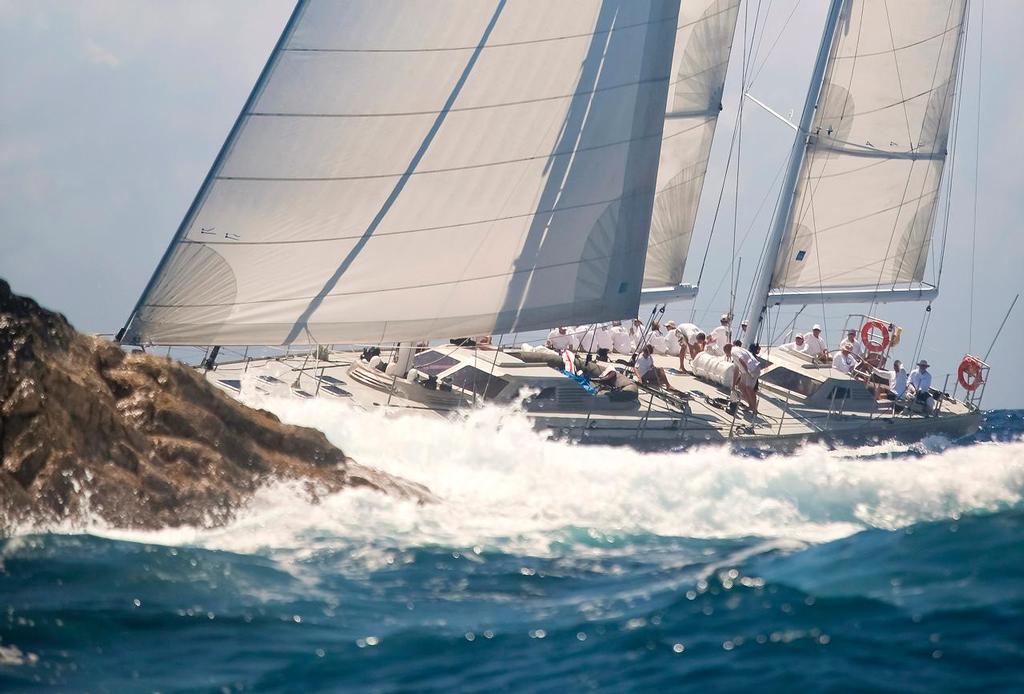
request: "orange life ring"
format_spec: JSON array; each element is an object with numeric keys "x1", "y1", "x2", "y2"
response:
[
  {"x1": 957, "y1": 357, "x2": 983, "y2": 391},
  {"x1": 860, "y1": 320, "x2": 890, "y2": 353}
]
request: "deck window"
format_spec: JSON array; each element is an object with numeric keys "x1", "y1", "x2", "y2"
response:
[
  {"x1": 760, "y1": 367, "x2": 818, "y2": 397},
  {"x1": 413, "y1": 350, "x2": 460, "y2": 376},
  {"x1": 447, "y1": 366, "x2": 509, "y2": 400}
]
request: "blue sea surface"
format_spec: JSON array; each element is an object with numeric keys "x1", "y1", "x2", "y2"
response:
[{"x1": 2, "y1": 409, "x2": 1023, "y2": 693}]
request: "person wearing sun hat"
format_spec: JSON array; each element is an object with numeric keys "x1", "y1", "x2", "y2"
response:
[
  {"x1": 707, "y1": 313, "x2": 731, "y2": 355},
  {"x1": 909, "y1": 359, "x2": 934, "y2": 413}
]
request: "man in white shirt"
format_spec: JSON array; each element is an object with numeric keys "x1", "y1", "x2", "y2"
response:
[
  {"x1": 663, "y1": 321, "x2": 681, "y2": 357},
  {"x1": 730, "y1": 341, "x2": 761, "y2": 417},
  {"x1": 780, "y1": 333, "x2": 809, "y2": 354},
  {"x1": 909, "y1": 359, "x2": 934, "y2": 413},
  {"x1": 832, "y1": 344, "x2": 857, "y2": 375},
  {"x1": 839, "y1": 328, "x2": 866, "y2": 358},
  {"x1": 707, "y1": 314, "x2": 732, "y2": 355},
  {"x1": 803, "y1": 324, "x2": 829, "y2": 362},
  {"x1": 546, "y1": 327, "x2": 575, "y2": 352},
  {"x1": 871, "y1": 359, "x2": 908, "y2": 400},
  {"x1": 633, "y1": 344, "x2": 671, "y2": 388},
  {"x1": 629, "y1": 318, "x2": 647, "y2": 352},
  {"x1": 648, "y1": 321, "x2": 669, "y2": 355},
  {"x1": 610, "y1": 321, "x2": 632, "y2": 355},
  {"x1": 673, "y1": 323, "x2": 706, "y2": 373}
]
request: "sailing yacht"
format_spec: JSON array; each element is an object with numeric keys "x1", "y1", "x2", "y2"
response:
[{"x1": 117, "y1": 0, "x2": 986, "y2": 449}]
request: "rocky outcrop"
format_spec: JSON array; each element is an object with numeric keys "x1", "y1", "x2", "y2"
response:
[{"x1": 0, "y1": 280, "x2": 430, "y2": 535}]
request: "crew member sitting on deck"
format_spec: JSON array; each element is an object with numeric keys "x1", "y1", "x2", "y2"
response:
[
  {"x1": 908, "y1": 359, "x2": 935, "y2": 414},
  {"x1": 633, "y1": 344, "x2": 671, "y2": 388},
  {"x1": 608, "y1": 321, "x2": 629, "y2": 355},
  {"x1": 707, "y1": 314, "x2": 732, "y2": 355},
  {"x1": 546, "y1": 327, "x2": 575, "y2": 352},
  {"x1": 803, "y1": 324, "x2": 829, "y2": 362},
  {"x1": 629, "y1": 318, "x2": 647, "y2": 351},
  {"x1": 648, "y1": 321, "x2": 669, "y2": 355},
  {"x1": 730, "y1": 340, "x2": 761, "y2": 417},
  {"x1": 663, "y1": 321, "x2": 681, "y2": 357},
  {"x1": 780, "y1": 333, "x2": 809, "y2": 355},
  {"x1": 832, "y1": 343, "x2": 857, "y2": 375}
]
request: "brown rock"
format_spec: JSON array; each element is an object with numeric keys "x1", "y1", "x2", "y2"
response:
[{"x1": 0, "y1": 279, "x2": 432, "y2": 536}]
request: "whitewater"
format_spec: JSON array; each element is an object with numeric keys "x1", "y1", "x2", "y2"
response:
[
  {"x1": 3, "y1": 403, "x2": 1024, "y2": 693},
  {"x1": 82, "y1": 397, "x2": 1024, "y2": 557}
]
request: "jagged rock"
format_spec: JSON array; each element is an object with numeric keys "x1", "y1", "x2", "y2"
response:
[{"x1": 0, "y1": 279, "x2": 432, "y2": 535}]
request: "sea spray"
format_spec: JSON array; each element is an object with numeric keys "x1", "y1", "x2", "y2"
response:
[{"x1": 74, "y1": 397, "x2": 1024, "y2": 562}]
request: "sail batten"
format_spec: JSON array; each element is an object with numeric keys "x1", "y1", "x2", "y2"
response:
[
  {"x1": 769, "y1": 0, "x2": 968, "y2": 300},
  {"x1": 125, "y1": 0, "x2": 681, "y2": 346},
  {"x1": 642, "y1": 0, "x2": 741, "y2": 291}
]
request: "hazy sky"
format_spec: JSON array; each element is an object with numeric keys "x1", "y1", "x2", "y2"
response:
[{"x1": 1, "y1": 1, "x2": 1021, "y2": 408}]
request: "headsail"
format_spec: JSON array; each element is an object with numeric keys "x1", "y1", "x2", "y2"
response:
[
  {"x1": 123, "y1": 0, "x2": 680, "y2": 346},
  {"x1": 769, "y1": 0, "x2": 967, "y2": 304},
  {"x1": 642, "y1": 0, "x2": 741, "y2": 292}
]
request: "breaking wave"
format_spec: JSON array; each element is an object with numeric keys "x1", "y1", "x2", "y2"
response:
[{"x1": 78, "y1": 399, "x2": 1024, "y2": 559}]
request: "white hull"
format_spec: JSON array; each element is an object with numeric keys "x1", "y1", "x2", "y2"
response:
[{"x1": 200, "y1": 346, "x2": 983, "y2": 452}]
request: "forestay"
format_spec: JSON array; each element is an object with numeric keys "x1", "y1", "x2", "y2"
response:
[
  {"x1": 643, "y1": 0, "x2": 740, "y2": 290},
  {"x1": 124, "y1": 0, "x2": 680, "y2": 346},
  {"x1": 770, "y1": 0, "x2": 967, "y2": 300}
]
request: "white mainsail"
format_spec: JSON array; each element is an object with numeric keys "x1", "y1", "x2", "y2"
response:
[
  {"x1": 769, "y1": 0, "x2": 967, "y2": 304},
  {"x1": 123, "y1": 0, "x2": 680, "y2": 346},
  {"x1": 643, "y1": 0, "x2": 741, "y2": 292}
]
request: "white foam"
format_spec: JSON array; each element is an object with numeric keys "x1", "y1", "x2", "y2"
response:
[{"x1": 67, "y1": 396, "x2": 1023, "y2": 560}]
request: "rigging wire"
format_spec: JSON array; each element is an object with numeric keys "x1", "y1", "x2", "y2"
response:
[{"x1": 968, "y1": 0, "x2": 984, "y2": 352}]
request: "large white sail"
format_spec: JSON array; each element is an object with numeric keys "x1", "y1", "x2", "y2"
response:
[
  {"x1": 124, "y1": 0, "x2": 680, "y2": 346},
  {"x1": 769, "y1": 0, "x2": 967, "y2": 303},
  {"x1": 643, "y1": 0, "x2": 741, "y2": 291}
]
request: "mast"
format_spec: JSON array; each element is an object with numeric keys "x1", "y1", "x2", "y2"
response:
[{"x1": 742, "y1": 0, "x2": 846, "y2": 346}]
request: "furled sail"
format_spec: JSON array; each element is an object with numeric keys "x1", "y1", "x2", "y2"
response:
[
  {"x1": 123, "y1": 0, "x2": 680, "y2": 346},
  {"x1": 769, "y1": 0, "x2": 967, "y2": 303},
  {"x1": 642, "y1": 0, "x2": 741, "y2": 291}
]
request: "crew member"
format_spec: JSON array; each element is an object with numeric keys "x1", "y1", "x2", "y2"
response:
[
  {"x1": 872, "y1": 359, "x2": 908, "y2": 400},
  {"x1": 832, "y1": 343, "x2": 857, "y2": 375},
  {"x1": 673, "y1": 323, "x2": 706, "y2": 374},
  {"x1": 780, "y1": 333, "x2": 809, "y2": 354},
  {"x1": 839, "y1": 328, "x2": 866, "y2": 358},
  {"x1": 633, "y1": 344, "x2": 671, "y2": 388},
  {"x1": 909, "y1": 359, "x2": 934, "y2": 414},
  {"x1": 648, "y1": 321, "x2": 669, "y2": 355},
  {"x1": 663, "y1": 321, "x2": 681, "y2": 357},
  {"x1": 609, "y1": 321, "x2": 632, "y2": 355},
  {"x1": 730, "y1": 340, "x2": 761, "y2": 417},
  {"x1": 707, "y1": 314, "x2": 732, "y2": 355},
  {"x1": 546, "y1": 326, "x2": 575, "y2": 352},
  {"x1": 803, "y1": 324, "x2": 829, "y2": 362}
]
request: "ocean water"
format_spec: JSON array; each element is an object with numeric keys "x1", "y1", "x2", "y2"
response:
[{"x1": 2, "y1": 403, "x2": 1023, "y2": 693}]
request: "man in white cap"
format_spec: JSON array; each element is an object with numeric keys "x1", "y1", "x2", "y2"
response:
[
  {"x1": 803, "y1": 324, "x2": 829, "y2": 362},
  {"x1": 707, "y1": 314, "x2": 732, "y2": 356},
  {"x1": 780, "y1": 333, "x2": 809, "y2": 355},
  {"x1": 663, "y1": 321, "x2": 682, "y2": 357},
  {"x1": 909, "y1": 359, "x2": 934, "y2": 413}
]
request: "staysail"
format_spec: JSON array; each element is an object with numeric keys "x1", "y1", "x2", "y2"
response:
[
  {"x1": 768, "y1": 0, "x2": 968, "y2": 304},
  {"x1": 642, "y1": 0, "x2": 741, "y2": 293},
  {"x1": 123, "y1": 0, "x2": 680, "y2": 346}
]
